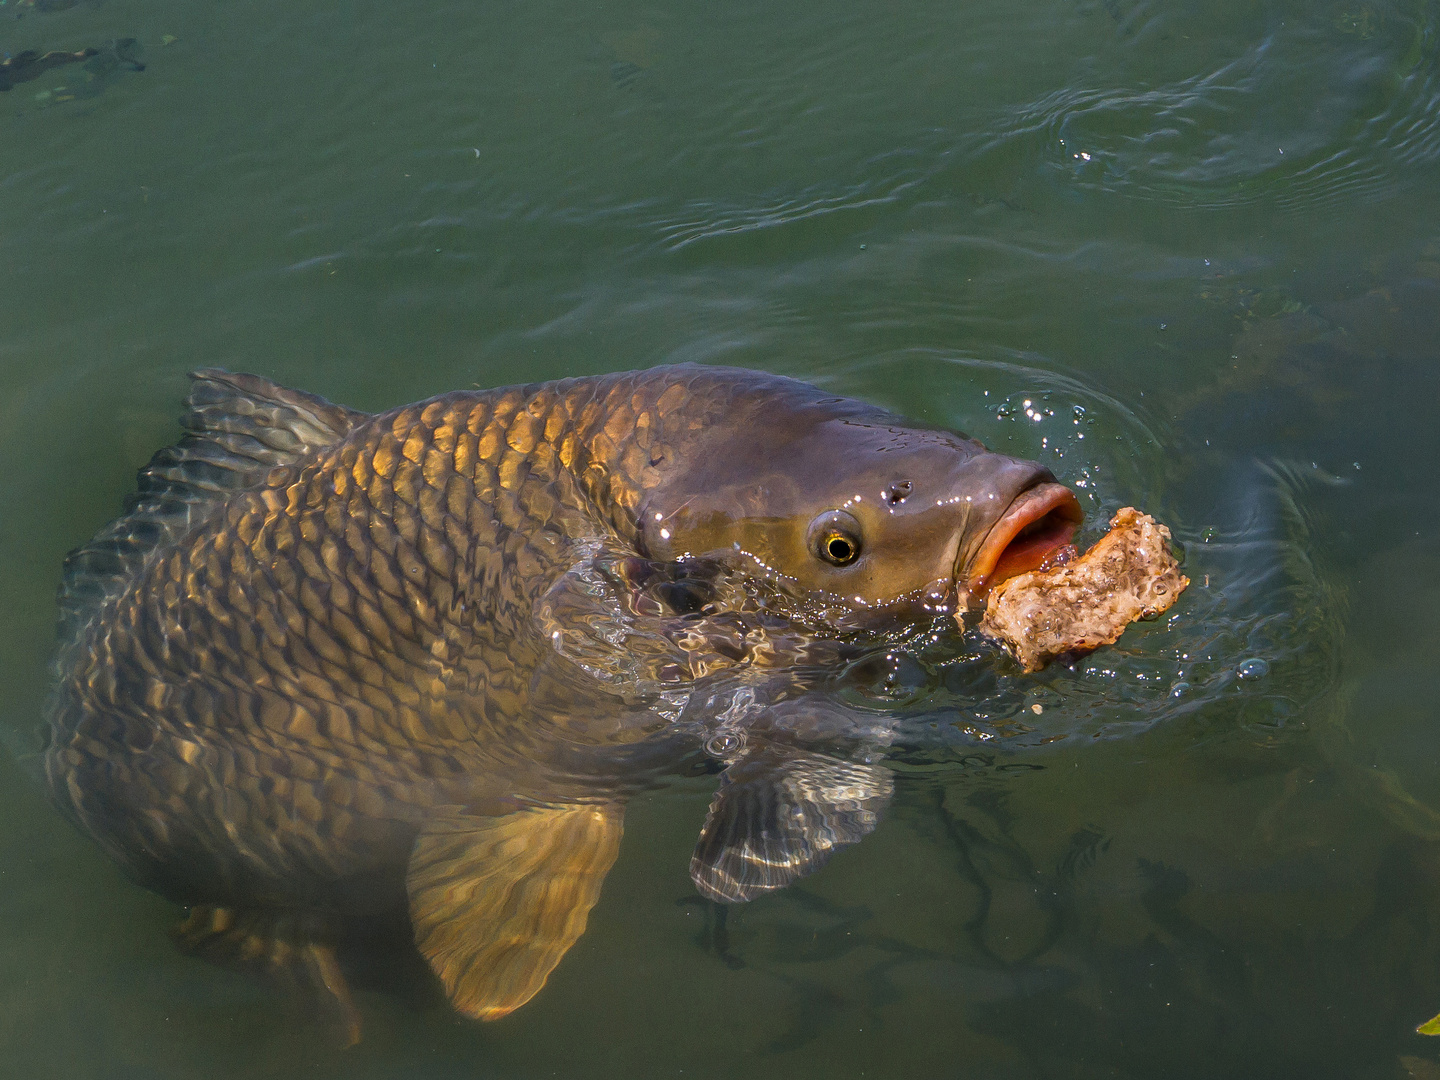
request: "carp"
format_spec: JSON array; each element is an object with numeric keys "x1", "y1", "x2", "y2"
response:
[
  {"x1": 0, "y1": 41, "x2": 143, "y2": 93},
  {"x1": 0, "y1": 48, "x2": 98, "y2": 92},
  {"x1": 45, "y1": 364, "x2": 1083, "y2": 1035}
]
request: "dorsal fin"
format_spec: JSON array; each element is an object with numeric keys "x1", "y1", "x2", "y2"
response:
[{"x1": 58, "y1": 369, "x2": 364, "y2": 639}]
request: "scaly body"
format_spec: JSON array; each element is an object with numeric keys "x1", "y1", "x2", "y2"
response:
[{"x1": 46, "y1": 363, "x2": 1082, "y2": 1030}]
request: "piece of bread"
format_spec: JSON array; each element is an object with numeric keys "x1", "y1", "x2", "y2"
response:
[{"x1": 979, "y1": 507, "x2": 1188, "y2": 673}]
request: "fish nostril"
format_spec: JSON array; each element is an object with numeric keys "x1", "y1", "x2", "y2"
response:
[{"x1": 883, "y1": 480, "x2": 913, "y2": 506}]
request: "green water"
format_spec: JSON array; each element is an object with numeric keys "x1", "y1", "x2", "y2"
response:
[{"x1": 3, "y1": 0, "x2": 1439, "y2": 1075}]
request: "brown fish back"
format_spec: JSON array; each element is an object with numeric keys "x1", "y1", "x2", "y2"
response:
[{"x1": 57, "y1": 370, "x2": 361, "y2": 642}]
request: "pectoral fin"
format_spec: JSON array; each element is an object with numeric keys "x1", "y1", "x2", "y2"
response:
[
  {"x1": 689, "y1": 745, "x2": 893, "y2": 903},
  {"x1": 406, "y1": 803, "x2": 624, "y2": 1021}
]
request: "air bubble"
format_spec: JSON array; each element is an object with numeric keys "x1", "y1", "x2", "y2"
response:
[
  {"x1": 705, "y1": 732, "x2": 742, "y2": 757},
  {"x1": 1236, "y1": 658, "x2": 1270, "y2": 680}
]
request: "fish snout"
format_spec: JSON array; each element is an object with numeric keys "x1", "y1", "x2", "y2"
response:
[{"x1": 955, "y1": 462, "x2": 1083, "y2": 610}]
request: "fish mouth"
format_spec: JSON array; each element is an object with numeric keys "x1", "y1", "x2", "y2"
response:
[{"x1": 963, "y1": 482, "x2": 1084, "y2": 599}]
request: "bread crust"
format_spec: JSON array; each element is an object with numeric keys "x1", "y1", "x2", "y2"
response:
[{"x1": 979, "y1": 507, "x2": 1188, "y2": 673}]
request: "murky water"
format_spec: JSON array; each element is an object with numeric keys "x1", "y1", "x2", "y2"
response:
[{"x1": 3, "y1": 0, "x2": 1439, "y2": 1075}]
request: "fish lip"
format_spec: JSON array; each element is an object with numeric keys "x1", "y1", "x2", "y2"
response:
[{"x1": 961, "y1": 482, "x2": 1084, "y2": 601}]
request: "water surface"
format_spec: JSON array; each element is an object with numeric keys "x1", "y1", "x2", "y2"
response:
[{"x1": 3, "y1": 0, "x2": 1439, "y2": 1076}]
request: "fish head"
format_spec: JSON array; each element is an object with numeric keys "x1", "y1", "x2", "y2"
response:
[{"x1": 636, "y1": 396, "x2": 1082, "y2": 626}]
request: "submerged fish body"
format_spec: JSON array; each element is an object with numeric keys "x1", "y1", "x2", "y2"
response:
[
  {"x1": 0, "y1": 48, "x2": 98, "y2": 92},
  {"x1": 45, "y1": 364, "x2": 1081, "y2": 1028}
]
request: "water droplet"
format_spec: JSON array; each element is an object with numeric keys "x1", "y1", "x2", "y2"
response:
[
  {"x1": 1200, "y1": 527, "x2": 1216, "y2": 543},
  {"x1": 1170, "y1": 681, "x2": 1190, "y2": 698},
  {"x1": 1236, "y1": 658, "x2": 1270, "y2": 680}
]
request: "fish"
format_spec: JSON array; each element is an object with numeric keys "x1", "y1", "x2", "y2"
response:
[
  {"x1": 0, "y1": 48, "x2": 98, "y2": 92},
  {"x1": 44, "y1": 364, "x2": 1082, "y2": 1035},
  {"x1": 0, "y1": 40, "x2": 143, "y2": 93}
]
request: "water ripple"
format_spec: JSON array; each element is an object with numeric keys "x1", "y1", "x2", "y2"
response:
[{"x1": 969, "y1": 11, "x2": 1440, "y2": 213}]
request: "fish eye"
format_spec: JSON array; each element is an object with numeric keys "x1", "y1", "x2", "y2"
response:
[
  {"x1": 822, "y1": 533, "x2": 859, "y2": 565},
  {"x1": 808, "y1": 510, "x2": 863, "y2": 568}
]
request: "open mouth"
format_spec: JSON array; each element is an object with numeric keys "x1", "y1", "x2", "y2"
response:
[{"x1": 964, "y1": 482, "x2": 1084, "y2": 598}]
